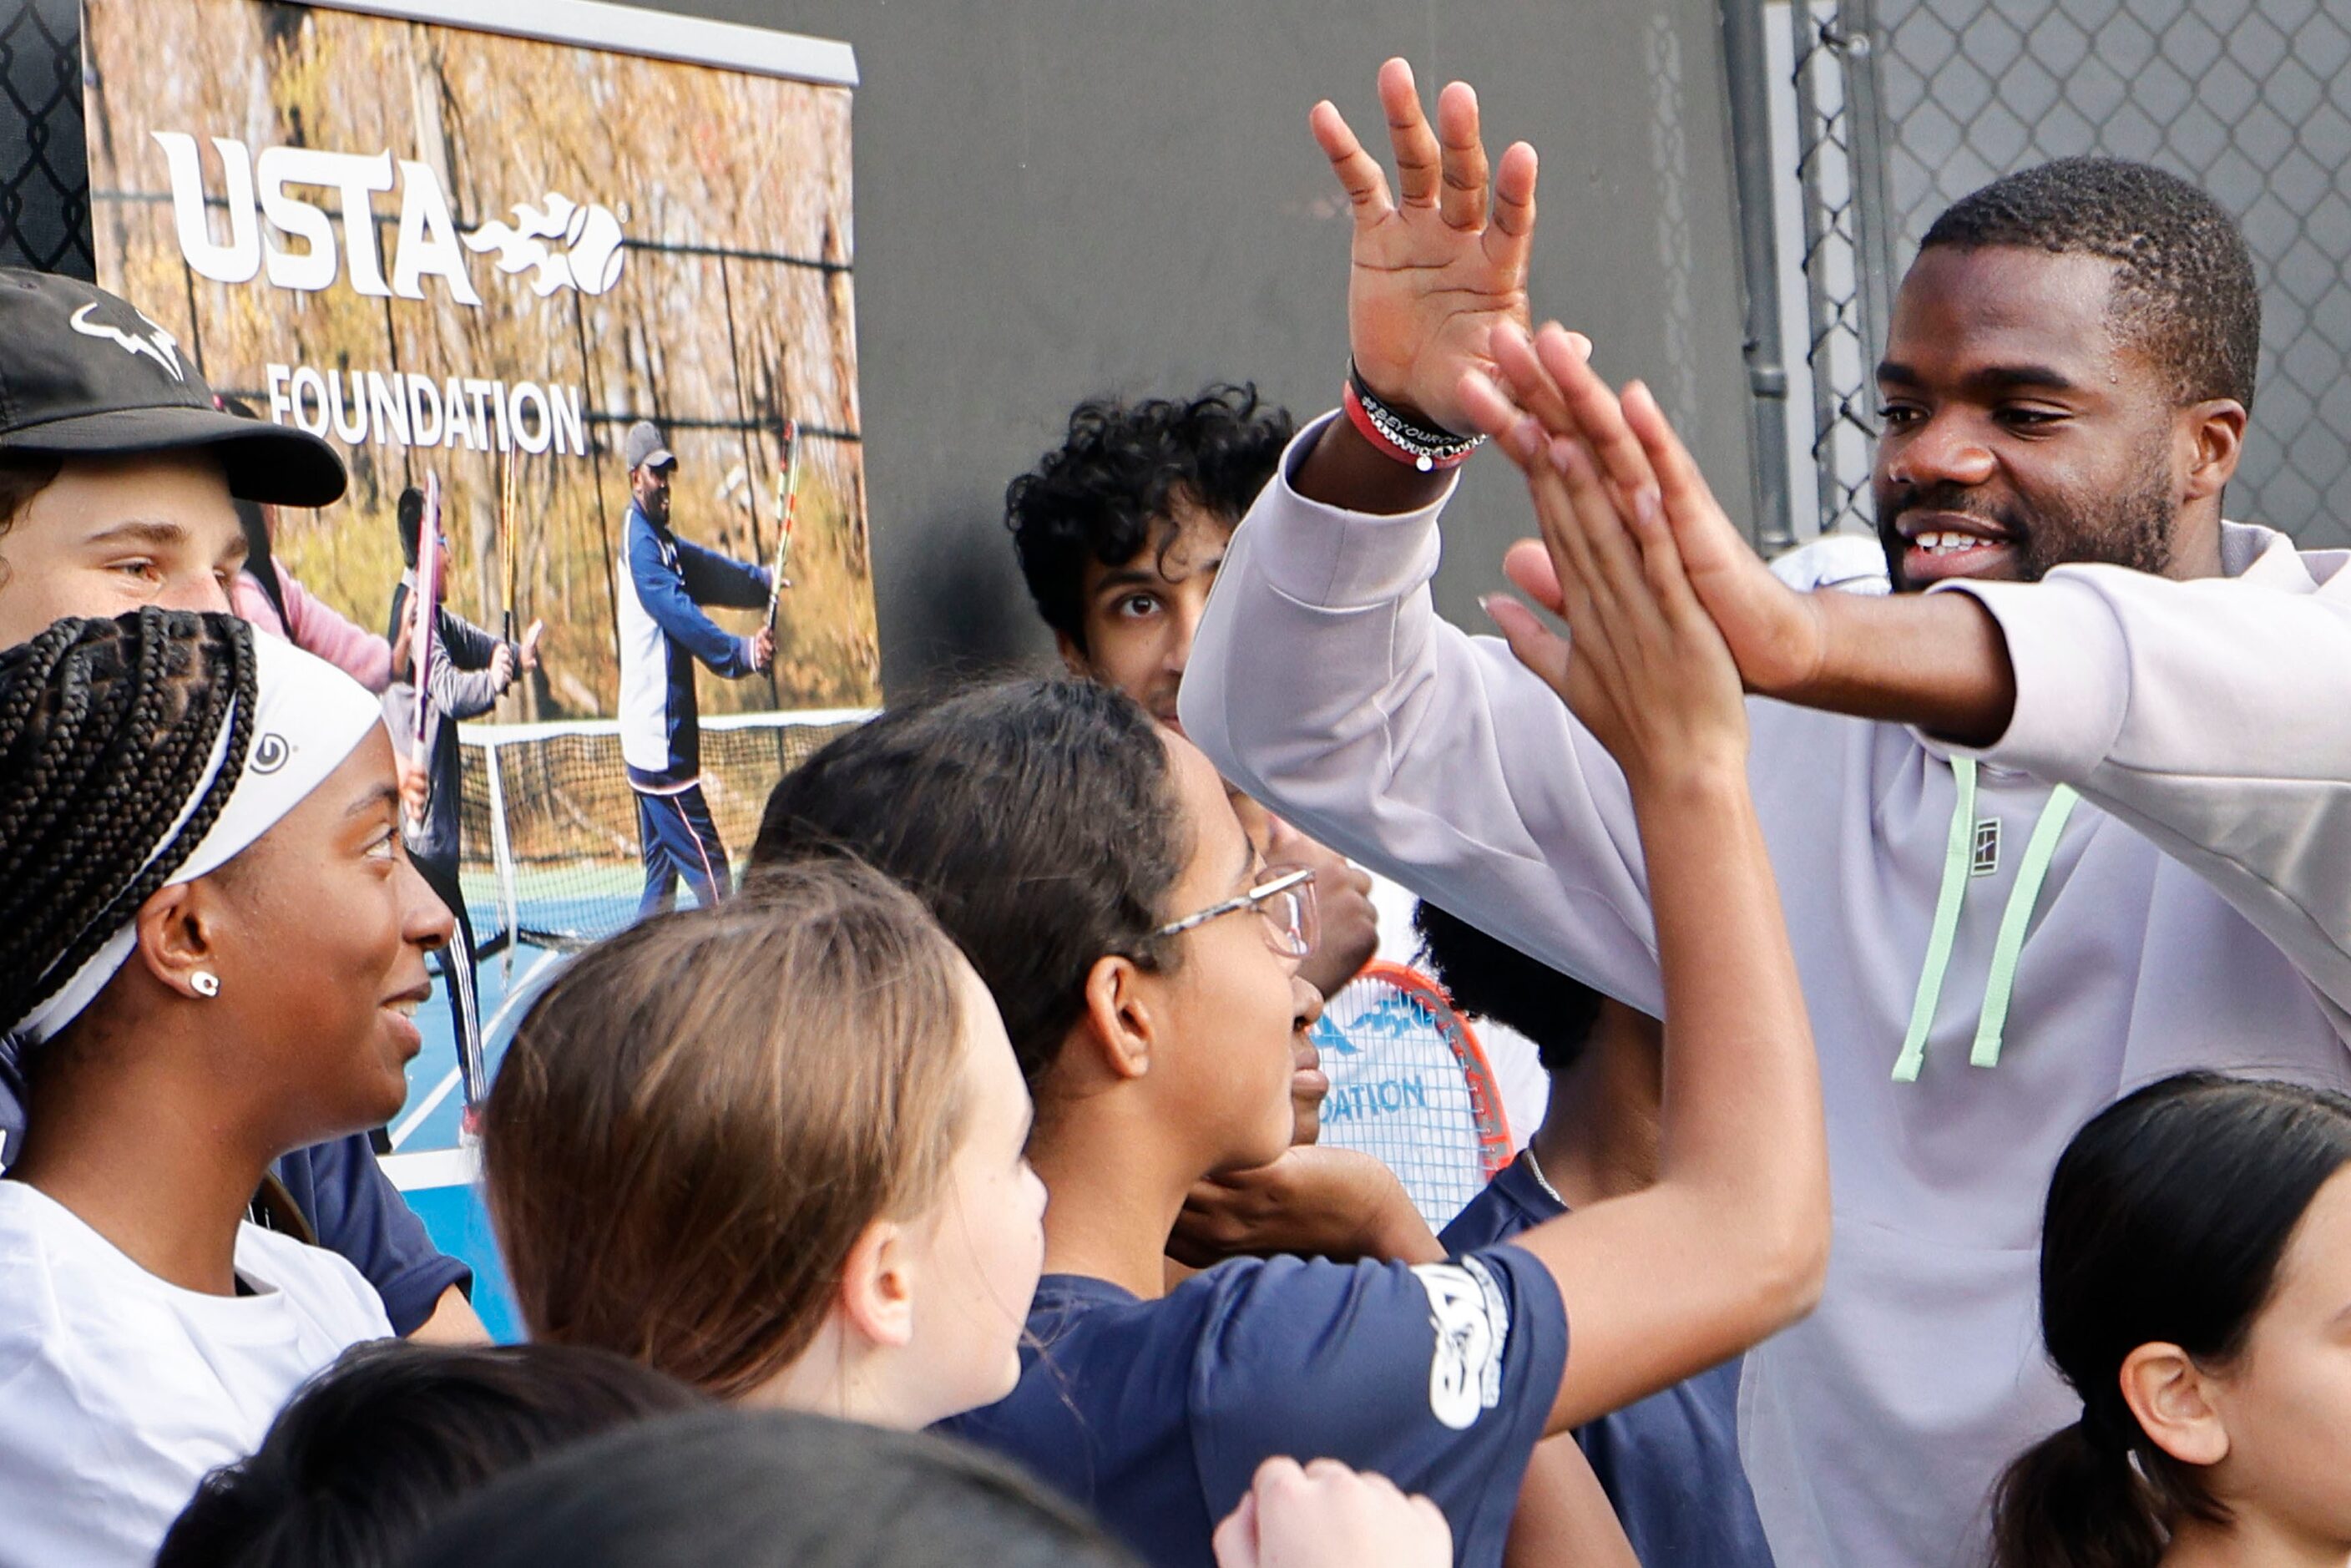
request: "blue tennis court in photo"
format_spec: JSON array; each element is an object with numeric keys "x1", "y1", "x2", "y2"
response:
[{"x1": 382, "y1": 937, "x2": 567, "y2": 1344}]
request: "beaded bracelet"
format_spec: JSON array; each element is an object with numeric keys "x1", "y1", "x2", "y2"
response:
[{"x1": 1342, "y1": 362, "x2": 1488, "y2": 473}]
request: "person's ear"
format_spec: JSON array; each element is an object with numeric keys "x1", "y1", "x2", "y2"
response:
[
  {"x1": 2119, "y1": 1341, "x2": 2231, "y2": 1469},
  {"x1": 836, "y1": 1217, "x2": 916, "y2": 1352},
  {"x1": 2182, "y1": 399, "x2": 2247, "y2": 503},
  {"x1": 1078, "y1": 953, "x2": 1156, "y2": 1085},
  {"x1": 132, "y1": 881, "x2": 226, "y2": 1001},
  {"x1": 1054, "y1": 630, "x2": 1093, "y2": 680}
]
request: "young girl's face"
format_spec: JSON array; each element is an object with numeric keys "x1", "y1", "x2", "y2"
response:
[
  {"x1": 190, "y1": 726, "x2": 452, "y2": 1148},
  {"x1": 2199, "y1": 1166, "x2": 2351, "y2": 1546},
  {"x1": 1147, "y1": 732, "x2": 1318, "y2": 1176},
  {"x1": 899, "y1": 959, "x2": 1048, "y2": 1424}
]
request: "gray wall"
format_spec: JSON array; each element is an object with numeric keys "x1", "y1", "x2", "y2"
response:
[{"x1": 575, "y1": 3, "x2": 1761, "y2": 692}]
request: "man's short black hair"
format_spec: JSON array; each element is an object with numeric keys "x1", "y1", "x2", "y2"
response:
[
  {"x1": 396, "y1": 485, "x2": 426, "y2": 569},
  {"x1": 751, "y1": 677, "x2": 1188, "y2": 1091},
  {"x1": 1919, "y1": 156, "x2": 2261, "y2": 410},
  {"x1": 1413, "y1": 901, "x2": 1601, "y2": 1075},
  {"x1": 1006, "y1": 384, "x2": 1294, "y2": 648}
]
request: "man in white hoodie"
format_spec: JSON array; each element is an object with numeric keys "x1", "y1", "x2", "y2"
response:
[{"x1": 1181, "y1": 61, "x2": 2351, "y2": 1568}]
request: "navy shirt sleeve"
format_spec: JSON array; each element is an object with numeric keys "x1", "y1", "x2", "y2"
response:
[
  {"x1": 628, "y1": 512, "x2": 757, "y2": 677},
  {"x1": 1186, "y1": 1248, "x2": 1567, "y2": 1566},
  {"x1": 273, "y1": 1135, "x2": 472, "y2": 1336},
  {"x1": 673, "y1": 534, "x2": 771, "y2": 611}
]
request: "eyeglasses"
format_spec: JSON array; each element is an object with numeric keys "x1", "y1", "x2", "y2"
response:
[{"x1": 1152, "y1": 865, "x2": 1318, "y2": 959}]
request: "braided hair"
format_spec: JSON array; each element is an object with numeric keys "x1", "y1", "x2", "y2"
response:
[{"x1": 0, "y1": 609, "x2": 257, "y2": 1039}]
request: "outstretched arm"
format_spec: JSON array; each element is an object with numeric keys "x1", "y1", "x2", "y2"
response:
[
  {"x1": 1461, "y1": 352, "x2": 1828, "y2": 1436},
  {"x1": 1474, "y1": 321, "x2": 2351, "y2": 1020},
  {"x1": 1181, "y1": 62, "x2": 1666, "y2": 1015},
  {"x1": 1469, "y1": 321, "x2": 2016, "y2": 740},
  {"x1": 629, "y1": 520, "x2": 766, "y2": 678}
]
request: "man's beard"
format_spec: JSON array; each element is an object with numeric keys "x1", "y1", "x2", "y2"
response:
[{"x1": 1876, "y1": 454, "x2": 2177, "y2": 593}]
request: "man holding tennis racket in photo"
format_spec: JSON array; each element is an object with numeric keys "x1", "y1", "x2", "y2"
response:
[
  {"x1": 386, "y1": 483, "x2": 541, "y2": 1116},
  {"x1": 1184, "y1": 60, "x2": 2351, "y2": 1568},
  {"x1": 614, "y1": 418, "x2": 775, "y2": 918}
]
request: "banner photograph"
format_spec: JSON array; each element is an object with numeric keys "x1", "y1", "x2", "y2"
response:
[
  {"x1": 79, "y1": 1, "x2": 879, "y2": 1165},
  {"x1": 82, "y1": 0, "x2": 878, "y2": 724}
]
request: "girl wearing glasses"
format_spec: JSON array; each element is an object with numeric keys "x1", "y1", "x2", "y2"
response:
[{"x1": 745, "y1": 417, "x2": 1830, "y2": 1568}]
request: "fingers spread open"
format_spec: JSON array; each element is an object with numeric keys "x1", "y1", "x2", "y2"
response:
[
  {"x1": 1484, "y1": 141, "x2": 1539, "y2": 276},
  {"x1": 1310, "y1": 101, "x2": 1393, "y2": 224},
  {"x1": 1378, "y1": 58, "x2": 1443, "y2": 209},
  {"x1": 1435, "y1": 80, "x2": 1490, "y2": 231}
]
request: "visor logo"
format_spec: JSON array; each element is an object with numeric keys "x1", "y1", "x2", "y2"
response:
[
  {"x1": 68, "y1": 303, "x2": 185, "y2": 382},
  {"x1": 250, "y1": 732, "x2": 290, "y2": 774}
]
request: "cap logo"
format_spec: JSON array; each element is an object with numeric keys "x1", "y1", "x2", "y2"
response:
[
  {"x1": 68, "y1": 302, "x2": 185, "y2": 382},
  {"x1": 249, "y1": 732, "x2": 290, "y2": 774}
]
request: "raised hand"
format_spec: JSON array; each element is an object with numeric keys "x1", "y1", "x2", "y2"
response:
[
  {"x1": 1312, "y1": 58, "x2": 1538, "y2": 435},
  {"x1": 1464, "y1": 322, "x2": 1830, "y2": 701},
  {"x1": 518, "y1": 617, "x2": 544, "y2": 673},
  {"x1": 1454, "y1": 327, "x2": 1748, "y2": 789}
]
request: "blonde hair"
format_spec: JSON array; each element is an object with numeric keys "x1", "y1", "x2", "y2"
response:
[{"x1": 482, "y1": 857, "x2": 968, "y2": 1401}]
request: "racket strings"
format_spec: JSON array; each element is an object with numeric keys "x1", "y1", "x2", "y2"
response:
[{"x1": 1313, "y1": 966, "x2": 1507, "y2": 1232}]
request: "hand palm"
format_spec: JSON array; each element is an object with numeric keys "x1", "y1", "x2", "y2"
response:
[
  {"x1": 1349, "y1": 218, "x2": 1529, "y2": 432},
  {"x1": 1313, "y1": 61, "x2": 1537, "y2": 436}
]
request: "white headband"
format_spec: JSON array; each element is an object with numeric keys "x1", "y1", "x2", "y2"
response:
[{"x1": 13, "y1": 632, "x2": 387, "y2": 1045}]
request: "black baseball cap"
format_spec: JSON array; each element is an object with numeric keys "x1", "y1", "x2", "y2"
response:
[{"x1": 0, "y1": 268, "x2": 346, "y2": 507}]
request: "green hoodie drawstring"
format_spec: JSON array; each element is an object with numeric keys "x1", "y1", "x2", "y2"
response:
[{"x1": 1892, "y1": 757, "x2": 2081, "y2": 1082}]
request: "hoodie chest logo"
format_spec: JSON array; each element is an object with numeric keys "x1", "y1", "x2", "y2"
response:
[{"x1": 1970, "y1": 818, "x2": 2000, "y2": 878}]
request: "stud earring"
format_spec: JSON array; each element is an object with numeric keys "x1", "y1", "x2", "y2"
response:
[{"x1": 190, "y1": 971, "x2": 220, "y2": 998}]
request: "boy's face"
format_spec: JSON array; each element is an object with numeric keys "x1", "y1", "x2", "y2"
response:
[
  {"x1": 0, "y1": 452, "x2": 243, "y2": 649},
  {"x1": 1059, "y1": 495, "x2": 1234, "y2": 738}
]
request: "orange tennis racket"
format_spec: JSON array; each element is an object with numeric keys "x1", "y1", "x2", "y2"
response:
[{"x1": 1310, "y1": 960, "x2": 1513, "y2": 1229}]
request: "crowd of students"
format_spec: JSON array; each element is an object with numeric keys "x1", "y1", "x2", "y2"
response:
[{"x1": 4, "y1": 53, "x2": 2351, "y2": 1568}]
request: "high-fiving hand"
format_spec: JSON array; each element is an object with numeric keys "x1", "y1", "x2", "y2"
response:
[
  {"x1": 1462, "y1": 322, "x2": 1832, "y2": 706},
  {"x1": 1454, "y1": 323, "x2": 1753, "y2": 788},
  {"x1": 1312, "y1": 58, "x2": 1538, "y2": 436}
]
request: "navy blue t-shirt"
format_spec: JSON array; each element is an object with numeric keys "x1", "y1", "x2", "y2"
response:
[
  {"x1": 0, "y1": 1065, "x2": 467, "y2": 1337},
  {"x1": 938, "y1": 1248, "x2": 1566, "y2": 1568},
  {"x1": 1440, "y1": 1151, "x2": 1775, "y2": 1568}
]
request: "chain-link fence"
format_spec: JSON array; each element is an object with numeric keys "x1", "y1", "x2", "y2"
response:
[
  {"x1": 1777, "y1": 0, "x2": 2351, "y2": 549},
  {"x1": 0, "y1": 0, "x2": 88, "y2": 276}
]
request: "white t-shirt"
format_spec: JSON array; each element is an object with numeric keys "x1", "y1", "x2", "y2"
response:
[{"x1": 0, "y1": 1181, "x2": 392, "y2": 1568}]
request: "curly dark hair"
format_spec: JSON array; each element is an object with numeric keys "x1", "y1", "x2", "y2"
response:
[
  {"x1": 1920, "y1": 157, "x2": 2261, "y2": 410},
  {"x1": 1005, "y1": 384, "x2": 1294, "y2": 648}
]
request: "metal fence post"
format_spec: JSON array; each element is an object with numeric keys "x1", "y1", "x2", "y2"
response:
[{"x1": 1717, "y1": 0, "x2": 1794, "y2": 553}]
